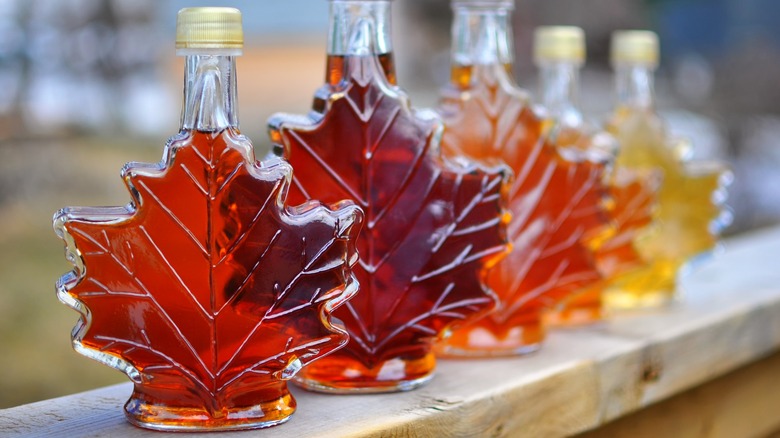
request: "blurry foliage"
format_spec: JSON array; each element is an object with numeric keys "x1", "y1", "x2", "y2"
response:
[
  {"x1": 0, "y1": 137, "x2": 162, "y2": 408},
  {"x1": 0, "y1": 0, "x2": 168, "y2": 138}
]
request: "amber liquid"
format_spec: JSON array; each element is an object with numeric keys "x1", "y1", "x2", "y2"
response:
[
  {"x1": 437, "y1": 64, "x2": 611, "y2": 355},
  {"x1": 450, "y1": 63, "x2": 513, "y2": 89},
  {"x1": 304, "y1": 53, "x2": 398, "y2": 118},
  {"x1": 548, "y1": 165, "x2": 661, "y2": 325},
  {"x1": 543, "y1": 125, "x2": 661, "y2": 326},
  {"x1": 603, "y1": 107, "x2": 730, "y2": 308},
  {"x1": 60, "y1": 129, "x2": 359, "y2": 429},
  {"x1": 328, "y1": 52, "x2": 397, "y2": 86},
  {"x1": 270, "y1": 54, "x2": 510, "y2": 391}
]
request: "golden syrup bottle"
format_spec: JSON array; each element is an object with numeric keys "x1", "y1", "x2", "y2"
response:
[
  {"x1": 532, "y1": 27, "x2": 662, "y2": 326},
  {"x1": 436, "y1": 1, "x2": 613, "y2": 356},
  {"x1": 53, "y1": 8, "x2": 362, "y2": 431},
  {"x1": 269, "y1": 0, "x2": 511, "y2": 392},
  {"x1": 604, "y1": 30, "x2": 732, "y2": 309}
]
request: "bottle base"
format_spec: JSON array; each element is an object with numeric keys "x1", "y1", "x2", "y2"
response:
[
  {"x1": 436, "y1": 342, "x2": 542, "y2": 358},
  {"x1": 293, "y1": 352, "x2": 436, "y2": 394},
  {"x1": 294, "y1": 373, "x2": 434, "y2": 394},
  {"x1": 604, "y1": 290, "x2": 674, "y2": 310},
  {"x1": 437, "y1": 322, "x2": 545, "y2": 357},
  {"x1": 124, "y1": 393, "x2": 295, "y2": 432},
  {"x1": 545, "y1": 305, "x2": 603, "y2": 328}
]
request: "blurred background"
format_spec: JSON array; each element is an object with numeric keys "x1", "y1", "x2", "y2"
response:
[{"x1": 0, "y1": 0, "x2": 778, "y2": 408}]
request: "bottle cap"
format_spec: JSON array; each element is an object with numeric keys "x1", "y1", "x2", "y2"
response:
[
  {"x1": 452, "y1": 0, "x2": 515, "y2": 10},
  {"x1": 533, "y1": 26, "x2": 585, "y2": 65},
  {"x1": 176, "y1": 7, "x2": 243, "y2": 50},
  {"x1": 610, "y1": 30, "x2": 659, "y2": 67}
]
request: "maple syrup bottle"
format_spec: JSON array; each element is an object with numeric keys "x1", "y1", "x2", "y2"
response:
[
  {"x1": 533, "y1": 27, "x2": 661, "y2": 326},
  {"x1": 604, "y1": 31, "x2": 731, "y2": 309},
  {"x1": 436, "y1": 0, "x2": 612, "y2": 356},
  {"x1": 269, "y1": 0, "x2": 511, "y2": 392},
  {"x1": 534, "y1": 27, "x2": 589, "y2": 140},
  {"x1": 53, "y1": 8, "x2": 362, "y2": 431}
]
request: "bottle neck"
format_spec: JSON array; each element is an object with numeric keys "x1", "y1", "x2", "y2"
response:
[
  {"x1": 538, "y1": 61, "x2": 582, "y2": 127},
  {"x1": 326, "y1": 0, "x2": 395, "y2": 85},
  {"x1": 614, "y1": 64, "x2": 656, "y2": 111},
  {"x1": 181, "y1": 53, "x2": 239, "y2": 132},
  {"x1": 449, "y1": 4, "x2": 514, "y2": 87}
]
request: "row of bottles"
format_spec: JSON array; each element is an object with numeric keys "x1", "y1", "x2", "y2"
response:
[
  {"x1": 437, "y1": 4, "x2": 615, "y2": 356},
  {"x1": 53, "y1": 0, "x2": 730, "y2": 432}
]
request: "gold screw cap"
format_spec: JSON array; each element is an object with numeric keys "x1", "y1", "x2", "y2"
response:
[
  {"x1": 611, "y1": 30, "x2": 659, "y2": 67},
  {"x1": 176, "y1": 7, "x2": 243, "y2": 50},
  {"x1": 533, "y1": 26, "x2": 585, "y2": 65}
]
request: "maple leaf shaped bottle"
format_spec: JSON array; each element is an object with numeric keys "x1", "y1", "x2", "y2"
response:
[
  {"x1": 604, "y1": 31, "x2": 732, "y2": 309},
  {"x1": 435, "y1": 0, "x2": 613, "y2": 356},
  {"x1": 268, "y1": 0, "x2": 511, "y2": 393},
  {"x1": 53, "y1": 8, "x2": 362, "y2": 431},
  {"x1": 531, "y1": 26, "x2": 662, "y2": 326}
]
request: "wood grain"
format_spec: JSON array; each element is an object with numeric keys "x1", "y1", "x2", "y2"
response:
[
  {"x1": 2, "y1": 227, "x2": 780, "y2": 437},
  {"x1": 576, "y1": 351, "x2": 780, "y2": 438}
]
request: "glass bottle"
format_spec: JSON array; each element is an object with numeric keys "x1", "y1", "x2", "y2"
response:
[
  {"x1": 533, "y1": 26, "x2": 661, "y2": 326},
  {"x1": 535, "y1": 26, "x2": 589, "y2": 141},
  {"x1": 53, "y1": 8, "x2": 363, "y2": 431},
  {"x1": 268, "y1": 0, "x2": 511, "y2": 392},
  {"x1": 604, "y1": 30, "x2": 732, "y2": 309},
  {"x1": 436, "y1": 0, "x2": 612, "y2": 356}
]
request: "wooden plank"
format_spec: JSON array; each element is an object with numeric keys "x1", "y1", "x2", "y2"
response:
[
  {"x1": 2, "y1": 226, "x2": 780, "y2": 437},
  {"x1": 575, "y1": 351, "x2": 780, "y2": 438}
]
